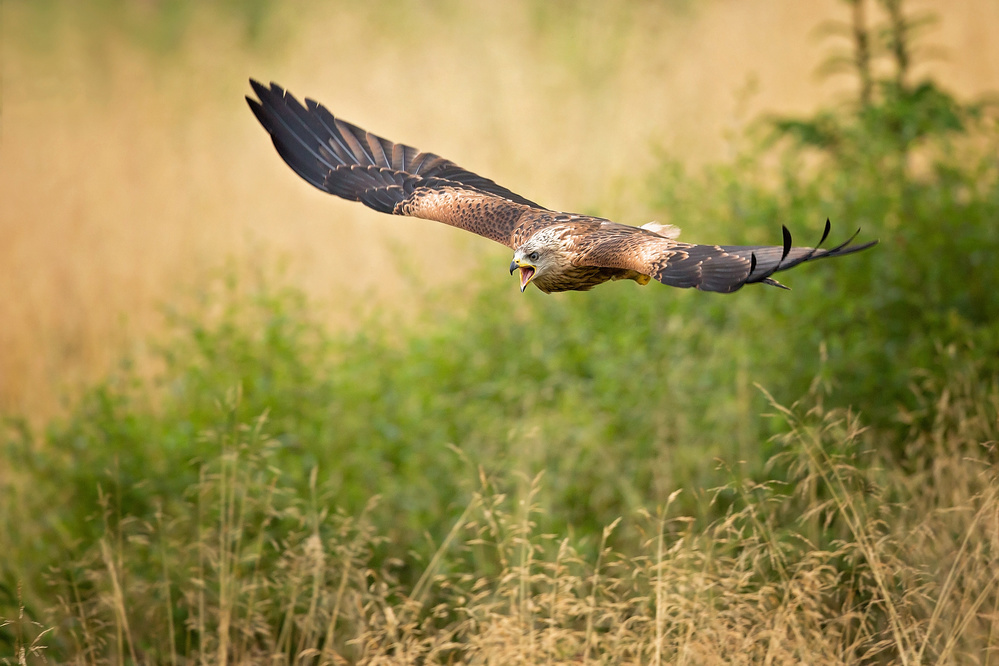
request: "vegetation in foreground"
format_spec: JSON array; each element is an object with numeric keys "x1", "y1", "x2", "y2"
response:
[
  {"x1": 3, "y1": 375, "x2": 997, "y2": 663},
  {"x1": 3, "y1": 0, "x2": 999, "y2": 662}
]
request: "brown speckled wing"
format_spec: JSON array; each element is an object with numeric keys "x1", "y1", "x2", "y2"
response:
[
  {"x1": 574, "y1": 220, "x2": 877, "y2": 293},
  {"x1": 247, "y1": 80, "x2": 546, "y2": 248}
]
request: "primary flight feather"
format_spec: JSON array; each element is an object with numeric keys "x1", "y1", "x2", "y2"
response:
[{"x1": 246, "y1": 79, "x2": 876, "y2": 294}]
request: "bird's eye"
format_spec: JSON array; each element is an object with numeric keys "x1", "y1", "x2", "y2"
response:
[{"x1": 528, "y1": 251, "x2": 540, "y2": 262}]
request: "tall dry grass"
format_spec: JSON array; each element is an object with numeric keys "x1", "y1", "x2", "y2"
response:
[
  {"x1": 3, "y1": 0, "x2": 999, "y2": 421},
  {"x1": 5, "y1": 378, "x2": 996, "y2": 664}
]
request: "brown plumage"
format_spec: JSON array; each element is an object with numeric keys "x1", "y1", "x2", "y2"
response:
[{"x1": 246, "y1": 80, "x2": 877, "y2": 294}]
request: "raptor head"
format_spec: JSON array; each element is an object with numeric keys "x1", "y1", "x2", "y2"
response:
[
  {"x1": 509, "y1": 251, "x2": 541, "y2": 292},
  {"x1": 510, "y1": 228, "x2": 572, "y2": 292}
]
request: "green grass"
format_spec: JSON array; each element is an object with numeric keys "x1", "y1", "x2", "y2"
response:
[{"x1": 3, "y1": 377, "x2": 997, "y2": 663}]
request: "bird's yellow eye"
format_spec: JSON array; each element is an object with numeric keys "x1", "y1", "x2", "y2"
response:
[{"x1": 528, "y1": 251, "x2": 540, "y2": 262}]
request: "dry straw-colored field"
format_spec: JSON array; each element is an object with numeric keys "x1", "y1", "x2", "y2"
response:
[{"x1": 1, "y1": 0, "x2": 997, "y2": 420}]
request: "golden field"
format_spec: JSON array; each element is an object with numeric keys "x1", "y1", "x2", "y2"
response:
[{"x1": 3, "y1": 0, "x2": 998, "y2": 421}]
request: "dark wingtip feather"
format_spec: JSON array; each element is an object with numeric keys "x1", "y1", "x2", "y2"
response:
[
  {"x1": 819, "y1": 218, "x2": 831, "y2": 247},
  {"x1": 248, "y1": 78, "x2": 272, "y2": 99},
  {"x1": 832, "y1": 237, "x2": 879, "y2": 256},
  {"x1": 824, "y1": 227, "x2": 865, "y2": 256},
  {"x1": 780, "y1": 225, "x2": 792, "y2": 264},
  {"x1": 245, "y1": 96, "x2": 267, "y2": 127}
]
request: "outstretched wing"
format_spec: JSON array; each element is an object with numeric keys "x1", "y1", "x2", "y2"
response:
[
  {"x1": 246, "y1": 79, "x2": 545, "y2": 248},
  {"x1": 575, "y1": 219, "x2": 877, "y2": 293}
]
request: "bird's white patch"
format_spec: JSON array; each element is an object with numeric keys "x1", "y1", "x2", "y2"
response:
[
  {"x1": 641, "y1": 221, "x2": 681, "y2": 239},
  {"x1": 524, "y1": 225, "x2": 572, "y2": 248}
]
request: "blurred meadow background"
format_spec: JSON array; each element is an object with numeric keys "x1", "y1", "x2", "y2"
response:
[{"x1": 2, "y1": 0, "x2": 999, "y2": 663}]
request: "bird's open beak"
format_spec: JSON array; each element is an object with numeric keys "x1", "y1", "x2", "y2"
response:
[{"x1": 510, "y1": 259, "x2": 536, "y2": 292}]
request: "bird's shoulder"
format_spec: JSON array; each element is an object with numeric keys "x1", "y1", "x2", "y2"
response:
[{"x1": 512, "y1": 213, "x2": 651, "y2": 248}]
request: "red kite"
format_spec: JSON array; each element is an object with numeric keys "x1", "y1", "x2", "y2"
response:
[{"x1": 247, "y1": 80, "x2": 876, "y2": 293}]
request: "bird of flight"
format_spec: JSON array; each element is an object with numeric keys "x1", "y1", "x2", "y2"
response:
[{"x1": 247, "y1": 80, "x2": 876, "y2": 294}]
